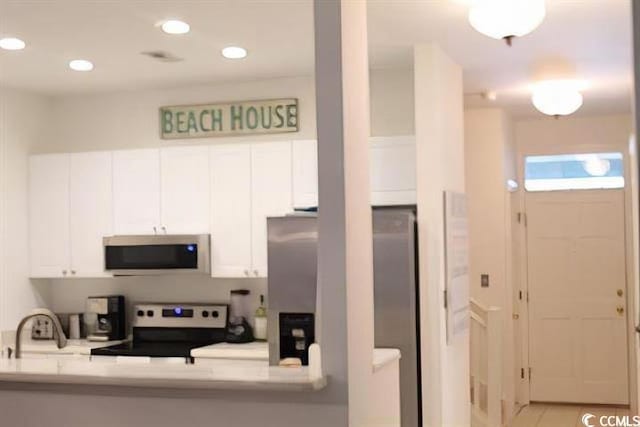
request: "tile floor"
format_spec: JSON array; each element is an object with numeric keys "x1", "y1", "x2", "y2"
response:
[{"x1": 509, "y1": 403, "x2": 632, "y2": 427}]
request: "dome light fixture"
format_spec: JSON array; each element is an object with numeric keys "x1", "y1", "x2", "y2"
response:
[
  {"x1": 221, "y1": 46, "x2": 248, "y2": 60},
  {"x1": 468, "y1": 0, "x2": 546, "y2": 46},
  {"x1": 161, "y1": 20, "x2": 190, "y2": 35},
  {"x1": 531, "y1": 80, "x2": 584, "y2": 117},
  {"x1": 69, "y1": 59, "x2": 94, "y2": 72},
  {"x1": 0, "y1": 37, "x2": 26, "y2": 50}
]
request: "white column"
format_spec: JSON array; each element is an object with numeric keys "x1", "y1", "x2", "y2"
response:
[
  {"x1": 314, "y1": 0, "x2": 375, "y2": 426},
  {"x1": 414, "y1": 43, "x2": 470, "y2": 427}
]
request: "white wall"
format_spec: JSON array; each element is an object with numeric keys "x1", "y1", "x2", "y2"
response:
[
  {"x1": 370, "y1": 68, "x2": 414, "y2": 137},
  {"x1": 464, "y1": 108, "x2": 517, "y2": 419},
  {"x1": 41, "y1": 69, "x2": 413, "y2": 155},
  {"x1": 515, "y1": 114, "x2": 633, "y2": 155},
  {"x1": 414, "y1": 43, "x2": 469, "y2": 427},
  {"x1": 0, "y1": 88, "x2": 52, "y2": 333}
]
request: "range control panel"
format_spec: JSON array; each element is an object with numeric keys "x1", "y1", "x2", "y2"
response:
[{"x1": 132, "y1": 304, "x2": 228, "y2": 329}]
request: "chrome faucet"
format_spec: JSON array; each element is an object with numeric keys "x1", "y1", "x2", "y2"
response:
[{"x1": 14, "y1": 309, "x2": 67, "y2": 359}]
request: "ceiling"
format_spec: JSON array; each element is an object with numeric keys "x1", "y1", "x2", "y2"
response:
[{"x1": 0, "y1": 0, "x2": 634, "y2": 118}]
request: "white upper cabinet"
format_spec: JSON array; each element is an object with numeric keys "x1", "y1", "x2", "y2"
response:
[
  {"x1": 29, "y1": 154, "x2": 70, "y2": 278},
  {"x1": 69, "y1": 151, "x2": 113, "y2": 277},
  {"x1": 160, "y1": 146, "x2": 210, "y2": 234},
  {"x1": 369, "y1": 136, "x2": 417, "y2": 205},
  {"x1": 112, "y1": 149, "x2": 161, "y2": 235},
  {"x1": 209, "y1": 144, "x2": 252, "y2": 278},
  {"x1": 291, "y1": 136, "x2": 417, "y2": 208},
  {"x1": 251, "y1": 141, "x2": 293, "y2": 277},
  {"x1": 292, "y1": 139, "x2": 318, "y2": 209}
]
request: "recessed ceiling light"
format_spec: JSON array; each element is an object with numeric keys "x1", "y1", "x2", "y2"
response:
[
  {"x1": 221, "y1": 46, "x2": 247, "y2": 60},
  {"x1": 69, "y1": 59, "x2": 94, "y2": 72},
  {"x1": 161, "y1": 20, "x2": 190, "y2": 35},
  {"x1": 0, "y1": 37, "x2": 26, "y2": 50}
]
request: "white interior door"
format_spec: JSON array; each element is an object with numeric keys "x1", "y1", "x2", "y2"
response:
[{"x1": 527, "y1": 189, "x2": 629, "y2": 404}]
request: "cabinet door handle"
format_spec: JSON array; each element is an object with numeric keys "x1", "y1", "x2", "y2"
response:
[
  {"x1": 253, "y1": 270, "x2": 259, "y2": 276},
  {"x1": 244, "y1": 270, "x2": 249, "y2": 276},
  {"x1": 153, "y1": 226, "x2": 157, "y2": 234},
  {"x1": 71, "y1": 270, "x2": 76, "y2": 275},
  {"x1": 161, "y1": 226, "x2": 167, "y2": 234},
  {"x1": 62, "y1": 270, "x2": 67, "y2": 276}
]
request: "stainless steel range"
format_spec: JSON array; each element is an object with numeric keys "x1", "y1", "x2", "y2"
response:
[{"x1": 91, "y1": 303, "x2": 228, "y2": 363}]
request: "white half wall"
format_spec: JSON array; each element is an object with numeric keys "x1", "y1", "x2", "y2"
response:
[
  {"x1": 464, "y1": 108, "x2": 517, "y2": 419},
  {"x1": 414, "y1": 43, "x2": 470, "y2": 427}
]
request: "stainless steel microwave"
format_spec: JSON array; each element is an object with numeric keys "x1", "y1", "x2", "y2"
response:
[{"x1": 103, "y1": 235, "x2": 210, "y2": 276}]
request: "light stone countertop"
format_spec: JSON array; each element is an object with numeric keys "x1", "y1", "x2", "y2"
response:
[
  {"x1": 0, "y1": 341, "x2": 398, "y2": 391},
  {"x1": 14, "y1": 339, "x2": 126, "y2": 355},
  {"x1": 191, "y1": 342, "x2": 401, "y2": 373},
  {"x1": 372, "y1": 348, "x2": 401, "y2": 372},
  {"x1": 191, "y1": 341, "x2": 269, "y2": 360},
  {"x1": 0, "y1": 357, "x2": 327, "y2": 391}
]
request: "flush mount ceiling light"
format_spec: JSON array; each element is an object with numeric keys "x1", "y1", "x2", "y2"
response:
[
  {"x1": 468, "y1": 0, "x2": 546, "y2": 46},
  {"x1": 161, "y1": 20, "x2": 190, "y2": 35},
  {"x1": 221, "y1": 46, "x2": 247, "y2": 59},
  {"x1": 0, "y1": 37, "x2": 26, "y2": 50},
  {"x1": 531, "y1": 80, "x2": 584, "y2": 117},
  {"x1": 69, "y1": 59, "x2": 94, "y2": 72}
]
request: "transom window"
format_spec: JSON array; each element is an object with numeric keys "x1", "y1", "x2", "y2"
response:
[{"x1": 524, "y1": 152, "x2": 624, "y2": 192}]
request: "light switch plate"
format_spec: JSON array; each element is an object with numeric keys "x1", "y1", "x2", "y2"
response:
[{"x1": 481, "y1": 274, "x2": 490, "y2": 288}]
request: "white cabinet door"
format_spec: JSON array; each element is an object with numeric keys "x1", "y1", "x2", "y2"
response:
[
  {"x1": 292, "y1": 139, "x2": 318, "y2": 209},
  {"x1": 370, "y1": 136, "x2": 416, "y2": 205},
  {"x1": 69, "y1": 151, "x2": 113, "y2": 278},
  {"x1": 210, "y1": 144, "x2": 252, "y2": 277},
  {"x1": 251, "y1": 141, "x2": 293, "y2": 277},
  {"x1": 160, "y1": 146, "x2": 210, "y2": 234},
  {"x1": 112, "y1": 149, "x2": 161, "y2": 235},
  {"x1": 29, "y1": 154, "x2": 70, "y2": 278}
]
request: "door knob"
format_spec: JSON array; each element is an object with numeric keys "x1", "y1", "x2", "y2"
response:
[
  {"x1": 617, "y1": 289, "x2": 624, "y2": 297},
  {"x1": 617, "y1": 306, "x2": 625, "y2": 315}
]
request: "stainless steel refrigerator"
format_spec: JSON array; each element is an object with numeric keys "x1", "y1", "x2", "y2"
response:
[{"x1": 267, "y1": 208, "x2": 421, "y2": 427}]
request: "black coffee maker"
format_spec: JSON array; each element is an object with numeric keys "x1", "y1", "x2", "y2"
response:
[
  {"x1": 225, "y1": 289, "x2": 254, "y2": 343},
  {"x1": 86, "y1": 295, "x2": 126, "y2": 342}
]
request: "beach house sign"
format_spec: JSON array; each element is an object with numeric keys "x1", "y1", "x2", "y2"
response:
[{"x1": 160, "y1": 98, "x2": 298, "y2": 139}]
